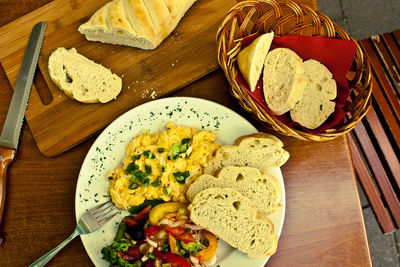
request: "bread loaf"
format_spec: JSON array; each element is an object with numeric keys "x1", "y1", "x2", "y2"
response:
[
  {"x1": 237, "y1": 32, "x2": 274, "y2": 92},
  {"x1": 263, "y1": 48, "x2": 308, "y2": 115},
  {"x1": 187, "y1": 166, "x2": 281, "y2": 214},
  {"x1": 189, "y1": 188, "x2": 278, "y2": 258},
  {"x1": 204, "y1": 133, "x2": 289, "y2": 175},
  {"x1": 290, "y1": 59, "x2": 337, "y2": 129},
  {"x1": 78, "y1": 0, "x2": 196, "y2": 50},
  {"x1": 48, "y1": 47, "x2": 122, "y2": 103}
]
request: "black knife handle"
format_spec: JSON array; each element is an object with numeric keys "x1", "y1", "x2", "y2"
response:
[{"x1": 0, "y1": 145, "x2": 15, "y2": 245}]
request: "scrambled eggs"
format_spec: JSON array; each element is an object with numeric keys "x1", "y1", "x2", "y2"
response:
[{"x1": 108, "y1": 122, "x2": 221, "y2": 209}]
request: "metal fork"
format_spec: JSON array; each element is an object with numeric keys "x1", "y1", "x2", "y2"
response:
[{"x1": 29, "y1": 200, "x2": 118, "y2": 267}]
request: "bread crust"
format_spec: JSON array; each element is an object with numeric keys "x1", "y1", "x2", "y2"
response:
[
  {"x1": 263, "y1": 48, "x2": 308, "y2": 115},
  {"x1": 290, "y1": 59, "x2": 337, "y2": 129},
  {"x1": 189, "y1": 188, "x2": 278, "y2": 257},
  {"x1": 187, "y1": 166, "x2": 282, "y2": 214},
  {"x1": 78, "y1": 0, "x2": 197, "y2": 50},
  {"x1": 48, "y1": 47, "x2": 122, "y2": 104},
  {"x1": 204, "y1": 132, "x2": 290, "y2": 175},
  {"x1": 237, "y1": 32, "x2": 274, "y2": 92}
]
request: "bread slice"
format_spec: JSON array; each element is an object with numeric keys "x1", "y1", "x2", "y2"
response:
[
  {"x1": 204, "y1": 133, "x2": 289, "y2": 175},
  {"x1": 78, "y1": 0, "x2": 196, "y2": 50},
  {"x1": 263, "y1": 48, "x2": 308, "y2": 115},
  {"x1": 290, "y1": 59, "x2": 337, "y2": 129},
  {"x1": 189, "y1": 188, "x2": 278, "y2": 257},
  {"x1": 48, "y1": 47, "x2": 122, "y2": 103},
  {"x1": 237, "y1": 32, "x2": 274, "y2": 92},
  {"x1": 187, "y1": 166, "x2": 281, "y2": 214}
]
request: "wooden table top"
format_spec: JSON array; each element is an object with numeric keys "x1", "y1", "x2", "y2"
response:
[{"x1": 0, "y1": 0, "x2": 372, "y2": 266}]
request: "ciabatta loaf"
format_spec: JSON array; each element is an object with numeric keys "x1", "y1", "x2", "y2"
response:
[
  {"x1": 48, "y1": 47, "x2": 122, "y2": 103},
  {"x1": 263, "y1": 48, "x2": 308, "y2": 115},
  {"x1": 237, "y1": 32, "x2": 274, "y2": 92},
  {"x1": 187, "y1": 166, "x2": 281, "y2": 214},
  {"x1": 189, "y1": 188, "x2": 278, "y2": 257},
  {"x1": 290, "y1": 59, "x2": 337, "y2": 129},
  {"x1": 78, "y1": 0, "x2": 196, "y2": 50},
  {"x1": 204, "y1": 133, "x2": 289, "y2": 175}
]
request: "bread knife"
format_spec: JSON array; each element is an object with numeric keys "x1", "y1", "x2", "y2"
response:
[{"x1": 0, "y1": 21, "x2": 47, "y2": 244}]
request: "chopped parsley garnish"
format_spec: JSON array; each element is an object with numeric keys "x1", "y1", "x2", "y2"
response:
[
  {"x1": 173, "y1": 171, "x2": 190, "y2": 184},
  {"x1": 179, "y1": 143, "x2": 188, "y2": 153},
  {"x1": 108, "y1": 176, "x2": 113, "y2": 180},
  {"x1": 132, "y1": 155, "x2": 141, "y2": 161},
  {"x1": 143, "y1": 150, "x2": 156, "y2": 159},
  {"x1": 185, "y1": 228, "x2": 191, "y2": 233},
  {"x1": 164, "y1": 186, "x2": 172, "y2": 195},
  {"x1": 148, "y1": 252, "x2": 155, "y2": 259},
  {"x1": 181, "y1": 138, "x2": 190, "y2": 144},
  {"x1": 132, "y1": 170, "x2": 147, "y2": 183},
  {"x1": 161, "y1": 166, "x2": 165, "y2": 172},
  {"x1": 138, "y1": 174, "x2": 147, "y2": 184},
  {"x1": 128, "y1": 182, "x2": 139, "y2": 190},
  {"x1": 151, "y1": 181, "x2": 160, "y2": 187},
  {"x1": 157, "y1": 148, "x2": 165, "y2": 153},
  {"x1": 126, "y1": 163, "x2": 139, "y2": 174},
  {"x1": 145, "y1": 165, "x2": 152, "y2": 174}
]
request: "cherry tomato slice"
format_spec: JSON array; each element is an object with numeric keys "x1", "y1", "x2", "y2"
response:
[
  {"x1": 144, "y1": 225, "x2": 162, "y2": 237},
  {"x1": 126, "y1": 246, "x2": 141, "y2": 260},
  {"x1": 153, "y1": 250, "x2": 191, "y2": 267},
  {"x1": 134, "y1": 205, "x2": 152, "y2": 223}
]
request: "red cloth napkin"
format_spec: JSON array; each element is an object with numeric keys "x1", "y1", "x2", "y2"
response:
[{"x1": 236, "y1": 34, "x2": 356, "y2": 134}]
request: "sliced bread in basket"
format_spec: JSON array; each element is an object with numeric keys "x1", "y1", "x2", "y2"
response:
[
  {"x1": 189, "y1": 187, "x2": 278, "y2": 258},
  {"x1": 290, "y1": 59, "x2": 337, "y2": 129},
  {"x1": 204, "y1": 132, "x2": 289, "y2": 175},
  {"x1": 237, "y1": 32, "x2": 274, "y2": 92},
  {"x1": 263, "y1": 48, "x2": 308, "y2": 115},
  {"x1": 187, "y1": 166, "x2": 281, "y2": 214}
]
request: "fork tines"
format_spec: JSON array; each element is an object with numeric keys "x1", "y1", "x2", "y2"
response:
[{"x1": 90, "y1": 200, "x2": 119, "y2": 225}]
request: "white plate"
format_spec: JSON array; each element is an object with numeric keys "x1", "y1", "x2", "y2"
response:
[{"x1": 75, "y1": 97, "x2": 285, "y2": 267}]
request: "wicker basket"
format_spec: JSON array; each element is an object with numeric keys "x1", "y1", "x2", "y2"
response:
[{"x1": 217, "y1": 0, "x2": 372, "y2": 141}]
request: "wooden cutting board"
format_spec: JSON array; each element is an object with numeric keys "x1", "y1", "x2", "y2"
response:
[{"x1": 0, "y1": 0, "x2": 235, "y2": 157}]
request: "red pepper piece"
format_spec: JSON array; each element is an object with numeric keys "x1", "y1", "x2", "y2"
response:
[
  {"x1": 145, "y1": 225, "x2": 161, "y2": 237},
  {"x1": 153, "y1": 250, "x2": 191, "y2": 267},
  {"x1": 164, "y1": 226, "x2": 185, "y2": 237},
  {"x1": 164, "y1": 226, "x2": 196, "y2": 243},
  {"x1": 144, "y1": 259, "x2": 155, "y2": 267},
  {"x1": 175, "y1": 232, "x2": 196, "y2": 243},
  {"x1": 117, "y1": 251, "x2": 125, "y2": 258},
  {"x1": 134, "y1": 205, "x2": 152, "y2": 223},
  {"x1": 125, "y1": 217, "x2": 138, "y2": 227},
  {"x1": 126, "y1": 246, "x2": 141, "y2": 260}
]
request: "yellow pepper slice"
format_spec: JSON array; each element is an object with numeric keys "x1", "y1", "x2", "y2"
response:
[
  {"x1": 149, "y1": 202, "x2": 186, "y2": 225},
  {"x1": 197, "y1": 231, "x2": 218, "y2": 263}
]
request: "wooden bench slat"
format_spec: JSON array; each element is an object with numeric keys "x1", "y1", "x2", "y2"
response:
[
  {"x1": 360, "y1": 39, "x2": 400, "y2": 121},
  {"x1": 393, "y1": 30, "x2": 400, "y2": 45},
  {"x1": 369, "y1": 75, "x2": 400, "y2": 147},
  {"x1": 353, "y1": 120, "x2": 400, "y2": 228},
  {"x1": 365, "y1": 107, "x2": 400, "y2": 188},
  {"x1": 371, "y1": 35, "x2": 400, "y2": 96},
  {"x1": 348, "y1": 133, "x2": 396, "y2": 233},
  {"x1": 382, "y1": 33, "x2": 400, "y2": 73}
]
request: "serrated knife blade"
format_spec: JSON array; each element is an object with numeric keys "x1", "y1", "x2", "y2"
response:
[
  {"x1": 0, "y1": 21, "x2": 47, "y2": 243},
  {"x1": 0, "y1": 21, "x2": 47, "y2": 149}
]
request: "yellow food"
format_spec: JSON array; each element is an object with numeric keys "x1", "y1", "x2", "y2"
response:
[
  {"x1": 197, "y1": 231, "x2": 218, "y2": 263},
  {"x1": 149, "y1": 202, "x2": 186, "y2": 225},
  {"x1": 108, "y1": 122, "x2": 221, "y2": 209}
]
